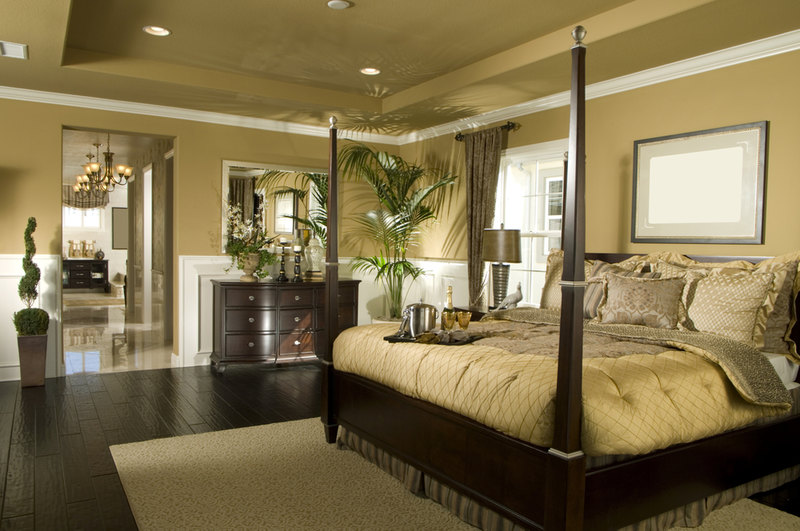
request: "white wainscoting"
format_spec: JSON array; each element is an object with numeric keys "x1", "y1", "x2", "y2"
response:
[
  {"x1": 0, "y1": 254, "x2": 62, "y2": 382},
  {"x1": 176, "y1": 255, "x2": 471, "y2": 368}
]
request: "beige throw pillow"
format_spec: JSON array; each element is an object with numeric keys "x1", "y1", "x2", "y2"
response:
[
  {"x1": 539, "y1": 249, "x2": 592, "y2": 310},
  {"x1": 683, "y1": 271, "x2": 774, "y2": 346},
  {"x1": 597, "y1": 275, "x2": 685, "y2": 329},
  {"x1": 584, "y1": 261, "x2": 660, "y2": 319}
]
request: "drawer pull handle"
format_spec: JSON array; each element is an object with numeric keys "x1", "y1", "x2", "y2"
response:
[
  {"x1": 248, "y1": 295, "x2": 255, "y2": 301},
  {"x1": 248, "y1": 317, "x2": 255, "y2": 323},
  {"x1": 294, "y1": 295, "x2": 302, "y2": 301},
  {"x1": 294, "y1": 340, "x2": 301, "y2": 346},
  {"x1": 248, "y1": 342, "x2": 255, "y2": 348},
  {"x1": 294, "y1": 316, "x2": 301, "y2": 323}
]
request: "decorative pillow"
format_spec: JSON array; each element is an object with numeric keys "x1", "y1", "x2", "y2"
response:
[
  {"x1": 539, "y1": 249, "x2": 592, "y2": 310},
  {"x1": 583, "y1": 261, "x2": 660, "y2": 319},
  {"x1": 753, "y1": 259, "x2": 799, "y2": 355},
  {"x1": 597, "y1": 274, "x2": 685, "y2": 329},
  {"x1": 683, "y1": 271, "x2": 774, "y2": 346}
]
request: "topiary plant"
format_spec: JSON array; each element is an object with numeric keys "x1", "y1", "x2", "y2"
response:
[{"x1": 13, "y1": 217, "x2": 49, "y2": 336}]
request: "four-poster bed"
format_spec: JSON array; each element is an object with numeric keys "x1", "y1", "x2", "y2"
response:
[{"x1": 320, "y1": 27, "x2": 800, "y2": 530}]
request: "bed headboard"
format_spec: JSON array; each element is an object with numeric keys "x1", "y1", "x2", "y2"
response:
[{"x1": 585, "y1": 252, "x2": 800, "y2": 376}]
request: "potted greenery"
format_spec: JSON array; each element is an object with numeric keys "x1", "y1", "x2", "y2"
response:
[
  {"x1": 224, "y1": 202, "x2": 277, "y2": 282},
  {"x1": 13, "y1": 217, "x2": 49, "y2": 387},
  {"x1": 339, "y1": 143, "x2": 456, "y2": 319}
]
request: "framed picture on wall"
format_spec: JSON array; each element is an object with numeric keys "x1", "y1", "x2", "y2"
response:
[
  {"x1": 112, "y1": 207, "x2": 128, "y2": 249},
  {"x1": 631, "y1": 121, "x2": 768, "y2": 244}
]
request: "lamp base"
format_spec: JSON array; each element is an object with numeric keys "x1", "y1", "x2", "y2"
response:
[{"x1": 491, "y1": 262, "x2": 510, "y2": 308}]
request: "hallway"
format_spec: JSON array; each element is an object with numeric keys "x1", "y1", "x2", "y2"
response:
[{"x1": 62, "y1": 292, "x2": 173, "y2": 375}]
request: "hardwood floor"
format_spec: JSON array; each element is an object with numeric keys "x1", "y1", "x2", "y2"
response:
[
  {"x1": 0, "y1": 363, "x2": 322, "y2": 530},
  {"x1": 0, "y1": 362, "x2": 797, "y2": 529}
]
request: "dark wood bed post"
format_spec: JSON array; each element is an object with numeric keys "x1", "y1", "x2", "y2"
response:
[
  {"x1": 545, "y1": 26, "x2": 588, "y2": 531},
  {"x1": 322, "y1": 116, "x2": 340, "y2": 443}
]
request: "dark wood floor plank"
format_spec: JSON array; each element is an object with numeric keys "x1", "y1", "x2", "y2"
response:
[
  {"x1": 33, "y1": 455, "x2": 67, "y2": 530},
  {"x1": 59, "y1": 434, "x2": 95, "y2": 504},
  {"x1": 89, "y1": 391, "x2": 122, "y2": 432},
  {"x1": 0, "y1": 383, "x2": 18, "y2": 415},
  {"x1": 2, "y1": 443, "x2": 34, "y2": 519},
  {"x1": 33, "y1": 407, "x2": 59, "y2": 457},
  {"x1": 91, "y1": 475, "x2": 136, "y2": 531},
  {"x1": 97, "y1": 374, "x2": 129, "y2": 405},
  {"x1": 53, "y1": 393, "x2": 81, "y2": 436},
  {"x1": 0, "y1": 514, "x2": 34, "y2": 531},
  {"x1": 65, "y1": 499, "x2": 104, "y2": 531},
  {"x1": 0, "y1": 413, "x2": 14, "y2": 500},
  {"x1": 69, "y1": 385, "x2": 97, "y2": 423},
  {"x1": 77, "y1": 419, "x2": 116, "y2": 477}
]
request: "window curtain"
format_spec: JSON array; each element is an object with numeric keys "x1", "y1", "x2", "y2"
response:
[
  {"x1": 62, "y1": 185, "x2": 109, "y2": 209},
  {"x1": 228, "y1": 176, "x2": 255, "y2": 222},
  {"x1": 464, "y1": 127, "x2": 504, "y2": 307}
]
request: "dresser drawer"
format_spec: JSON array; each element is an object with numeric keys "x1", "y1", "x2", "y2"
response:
[
  {"x1": 70, "y1": 262, "x2": 92, "y2": 271},
  {"x1": 225, "y1": 334, "x2": 276, "y2": 359},
  {"x1": 279, "y1": 288, "x2": 314, "y2": 307},
  {"x1": 71, "y1": 270, "x2": 91, "y2": 279},
  {"x1": 225, "y1": 309, "x2": 276, "y2": 332},
  {"x1": 225, "y1": 288, "x2": 276, "y2": 308},
  {"x1": 315, "y1": 286, "x2": 357, "y2": 305},
  {"x1": 70, "y1": 279, "x2": 91, "y2": 288},
  {"x1": 316, "y1": 305, "x2": 356, "y2": 330},
  {"x1": 279, "y1": 308, "x2": 314, "y2": 331},
  {"x1": 279, "y1": 332, "x2": 315, "y2": 355}
]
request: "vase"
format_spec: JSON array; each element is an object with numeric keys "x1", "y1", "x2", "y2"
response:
[
  {"x1": 18, "y1": 335, "x2": 47, "y2": 387},
  {"x1": 304, "y1": 237, "x2": 324, "y2": 278},
  {"x1": 239, "y1": 253, "x2": 260, "y2": 282}
]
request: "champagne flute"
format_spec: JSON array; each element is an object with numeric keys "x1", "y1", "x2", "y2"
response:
[
  {"x1": 457, "y1": 311, "x2": 472, "y2": 330},
  {"x1": 442, "y1": 311, "x2": 456, "y2": 331}
]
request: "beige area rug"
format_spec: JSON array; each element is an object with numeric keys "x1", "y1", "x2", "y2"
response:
[
  {"x1": 63, "y1": 297, "x2": 124, "y2": 307},
  {"x1": 111, "y1": 418, "x2": 800, "y2": 530}
]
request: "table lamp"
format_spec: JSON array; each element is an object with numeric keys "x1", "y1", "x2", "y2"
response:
[{"x1": 482, "y1": 225, "x2": 521, "y2": 308}]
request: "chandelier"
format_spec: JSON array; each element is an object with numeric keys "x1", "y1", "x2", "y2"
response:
[{"x1": 73, "y1": 133, "x2": 133, "y2": 196}]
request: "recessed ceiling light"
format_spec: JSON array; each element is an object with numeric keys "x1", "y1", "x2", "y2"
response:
[
  {"x1": 143, "y1": 25, "x2": 171, "y2": 37},
  {"x1": 360, "y1": 67, "x2": 380, "y2": 76},
  {"x1": 327, "y1": 0, "x2": 351, "y2": 9}
]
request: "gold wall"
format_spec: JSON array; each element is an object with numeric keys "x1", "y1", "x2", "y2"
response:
[{"x1": 1, "y1": 47, "x2": 798, "y2": 344}]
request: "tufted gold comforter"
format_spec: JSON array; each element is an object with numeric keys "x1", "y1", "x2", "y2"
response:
[{"x1": 332, "y1": 308, "x2": 793, "y2": 456}]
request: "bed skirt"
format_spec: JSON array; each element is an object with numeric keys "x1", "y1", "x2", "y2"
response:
[{"x1": 338, "y1": 426, "x2": 800, "y2": 530}]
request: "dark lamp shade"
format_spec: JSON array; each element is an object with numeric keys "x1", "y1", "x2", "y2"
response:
[{"x1": 482, "y1": 228, "x2": 521, "y2": 263}]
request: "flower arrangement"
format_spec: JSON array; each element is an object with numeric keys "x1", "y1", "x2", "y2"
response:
[{"x1": 224, "y1": 202, "x2": 277, "y2": 280}]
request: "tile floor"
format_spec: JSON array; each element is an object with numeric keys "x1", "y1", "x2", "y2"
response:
[{"x1": 62, "y1": 292, "x2": 173, "y2": 375}]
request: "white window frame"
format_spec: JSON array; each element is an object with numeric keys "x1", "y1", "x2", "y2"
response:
[
  {"x1": 63, "y1": 206, "x2": 103, "y2": 230},
  {"x1": 493, "y1": 139, "x2": 567, "y2": 306}
]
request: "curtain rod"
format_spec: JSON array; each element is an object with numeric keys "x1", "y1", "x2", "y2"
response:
[{"x1": 454, "y1": 121, "x2": 518, "y2": 142}]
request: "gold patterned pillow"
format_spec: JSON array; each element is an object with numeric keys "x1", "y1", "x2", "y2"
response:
[
  {"x1": 597, "y1": 275, "x2": 686, "y2": 329},
  {"x1": 539, "y1": 249, "x2": 592, "y2": 310},
  {"x1": 683, "y1": 271, "x2": 774, "y2": 346},
  {"x1": 584, "y1": 261, "x2": 660, "y2": 319}
]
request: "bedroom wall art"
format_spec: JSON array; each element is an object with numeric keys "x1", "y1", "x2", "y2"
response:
[{"x1": 631, "y1": 121, "x2": 767, "y2": 244}]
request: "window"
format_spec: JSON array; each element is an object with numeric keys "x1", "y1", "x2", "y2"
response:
[
  {"x1": 493, "y1": 139, "x2": 567, "y2": 306},
  {"x1": 63, "y1": 206, "x2": 102, "y2": 229}
]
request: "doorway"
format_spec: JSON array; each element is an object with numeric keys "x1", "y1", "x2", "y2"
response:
[{"x1": 61, "y1": 128, "x2": 175, "y2": 375}]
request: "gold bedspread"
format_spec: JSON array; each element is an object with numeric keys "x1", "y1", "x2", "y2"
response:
[{"x1": 332, "y1": 308, "x2": 792, "y2": 456}]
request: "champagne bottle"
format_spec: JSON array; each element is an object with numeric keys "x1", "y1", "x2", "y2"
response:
[{"x1": 441, "y1": 285, "x2": 456, "y2": 330}]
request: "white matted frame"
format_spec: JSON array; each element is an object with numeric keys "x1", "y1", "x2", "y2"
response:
[{"x1": 631, "y1": 121, "x2": 768, "y2": 244}]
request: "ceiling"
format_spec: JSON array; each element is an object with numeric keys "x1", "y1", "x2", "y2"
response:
[{"x1": 3, "y1": 0, "x2": 800, "y2": 149}]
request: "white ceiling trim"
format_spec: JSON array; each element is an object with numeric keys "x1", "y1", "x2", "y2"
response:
[
  {"x1": 0, "y1": 28, "x2": 798, "y2": 147},
  {"x1": 401, "y1": 28, "x2": 800, "y2": 144}
]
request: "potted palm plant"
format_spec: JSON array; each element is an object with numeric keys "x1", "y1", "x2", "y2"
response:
[
  {"x1": 339, "y1": 143, "x2": 456, "y2": 319},
  {"x1": 13, "y1": 217, "x2": 49, "y2": 387}
]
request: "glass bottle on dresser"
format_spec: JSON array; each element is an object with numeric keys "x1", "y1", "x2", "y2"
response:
[{"x1": 441, "y1": 285, "x2": 456, "y2": 330}]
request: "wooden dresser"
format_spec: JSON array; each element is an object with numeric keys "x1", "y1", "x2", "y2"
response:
[
  {"x1": 63, "y1": 259, "x2": 109, "y2": 292},
  {"x1": 210, "y1": 279, "x2": 359, "y2": 373}
]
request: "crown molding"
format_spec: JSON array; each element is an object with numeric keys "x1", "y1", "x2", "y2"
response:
[
  {"x1": 397, "y1": 28, "x2": 800, "y2": 144},
  {"x1": 1, "y1": 29, "x2": 798, "y2": 147}
]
